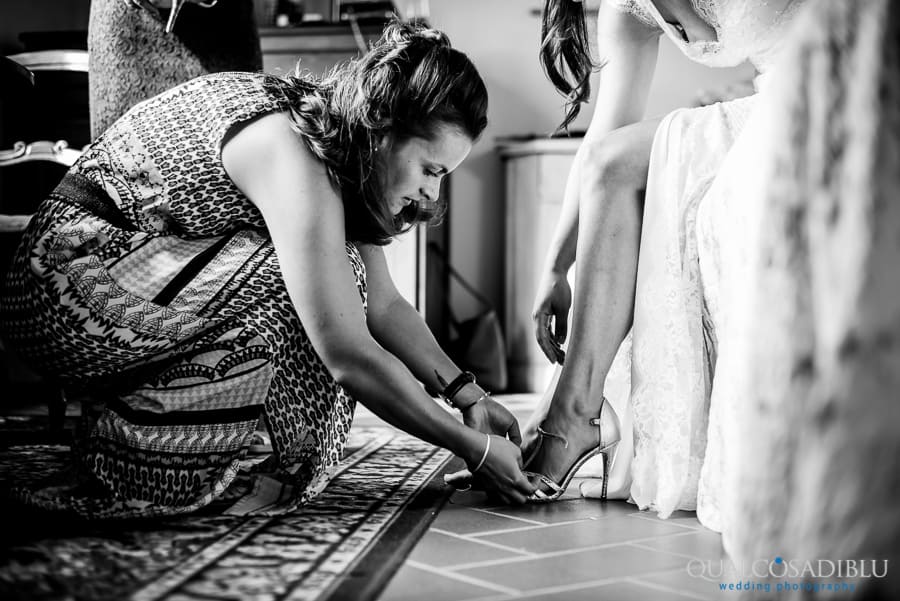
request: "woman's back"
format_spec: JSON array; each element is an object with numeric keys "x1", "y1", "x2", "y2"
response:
[{"x1": 77, "y1": 72, "x2": 287, "y2": 238}]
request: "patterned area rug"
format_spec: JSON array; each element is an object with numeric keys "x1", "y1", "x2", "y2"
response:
[{"x1": 0, "y1": 428, "x2": 454, "y2": 601}]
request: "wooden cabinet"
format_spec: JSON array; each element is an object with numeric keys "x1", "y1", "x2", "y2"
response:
[{"x1": 499, "y1": 137, "x2": 580, "y2": 392}]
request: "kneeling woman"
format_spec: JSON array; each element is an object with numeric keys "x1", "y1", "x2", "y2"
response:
[{"x1": 1, "y1": 21, "x2": 535, "y2": 518}]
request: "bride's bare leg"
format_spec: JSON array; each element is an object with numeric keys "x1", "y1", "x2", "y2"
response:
[{"x1": 527, "y1": 118, "x2": 659, "y2": 497}]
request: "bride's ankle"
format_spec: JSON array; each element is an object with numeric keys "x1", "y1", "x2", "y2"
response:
[
  {"x1": 545, "y1": 397, "x2": 620, "y2": 444},
  {"x1": 547, "y1": 393, "x2": 610, "y2": 422}
]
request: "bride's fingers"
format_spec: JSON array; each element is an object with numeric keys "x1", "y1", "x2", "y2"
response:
[
  {"x1": 533, "y1": 314, "x2": 558, "y2": 363},
  {"x1": 553, "y1": 311, "x2": 569, "y2": 347}
]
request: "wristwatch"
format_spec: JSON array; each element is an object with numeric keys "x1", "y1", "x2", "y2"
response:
[{"x1": 436, "y1": 370, "x2": 478, "y2": 410}]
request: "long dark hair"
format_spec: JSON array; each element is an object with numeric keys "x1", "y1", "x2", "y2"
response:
[
  {"x1": 264, "y1": 19, "x2": 488, "y2": 245},
  {"x1": 540, "y1": 0, "x2": 595, "y2": 132}
]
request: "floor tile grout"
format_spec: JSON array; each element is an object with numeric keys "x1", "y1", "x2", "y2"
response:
[
  {"x1": 404, "y1": 559, "x2": 522, "y2": 596},
  {"x1": 440, "y1": 530, "x2": 702, "y2": 571},
  {"x1": 628, "y1": 540, "x2": 724, "y2": 563},
  {"x1": 455, "y1": 591, "x2": 518, "y2": 601},
  {"x1": 428, "y1": 527, "x2": 537, "y2": 558},
  {"x1": 490, "y1": 576, "x2": 623, "y2": 600},
  {"x1": 464, "y1": 514, "x2": 618, "y2": 538},
  {"x1": 467, "y1": 506, "x2": 548, "y2": 526},
  {"x1": 457, "y1": 564, "x2": 716, "y2": 601},
  {"x1": 624, "y1": 575, "x2": 717, "y2": 601},
  {"x1": 626, "y1": 511, "x2": 706, "y2": 530}
]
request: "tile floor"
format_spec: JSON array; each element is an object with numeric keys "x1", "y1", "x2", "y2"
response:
[{"x1": 360, "y1": 395, "x2": 734, "y2": 601}]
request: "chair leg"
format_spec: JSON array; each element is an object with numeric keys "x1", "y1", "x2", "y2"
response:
[{"x1": 48, "y1": 386, "x2": 67, "y2": 433}]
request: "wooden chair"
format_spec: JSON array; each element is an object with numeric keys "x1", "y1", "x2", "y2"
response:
[
  {"x1": 0, "y1": 139, "x2": 81, "y2": 231},
  {"x1": 1, "y1": 51, "x2": 88, "y2": 434}
]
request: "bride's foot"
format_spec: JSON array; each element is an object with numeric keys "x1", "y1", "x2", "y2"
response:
[
  {"x1": 521, "y1": 370, "x2": 561, "y2": 463},
  {"x1": 521, "y1": 414, "x2": 546, "y2": 467},
  {"x1": 524, "y1": 397, "x2": 620, "y2": 502}
]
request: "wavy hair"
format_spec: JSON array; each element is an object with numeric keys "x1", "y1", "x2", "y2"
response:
[
  {"x1": 264, "y1": 19, "x2": 488, "y2": 245},
  {"x1": 540, "y1": 0, "x2": 596, "y2": 132}
]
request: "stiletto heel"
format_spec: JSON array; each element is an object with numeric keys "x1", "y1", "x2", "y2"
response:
[{"x1": 525, "y1": 396, "x2": 620, "y2": 503}]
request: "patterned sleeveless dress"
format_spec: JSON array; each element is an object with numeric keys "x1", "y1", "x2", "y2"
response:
[{"x1": 0, "y1": 72, "x2": 367, "y2": 519}]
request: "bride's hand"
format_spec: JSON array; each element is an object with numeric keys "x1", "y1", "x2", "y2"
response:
[{"x1": 532, "y1": 269, "x2": 571, "y2": 364}]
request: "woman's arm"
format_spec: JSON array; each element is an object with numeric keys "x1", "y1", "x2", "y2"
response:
[
  {"x1": 533, "y1": 4, "x2": 660, "y2": 361},
  {"x1": 358, "y1": 244, "x2": 521, "y2": 442},
  {"x1": 222, "y1": 112, "x2": 533, "y2": 501},
  {"x1": 357, "y1": 245, "x2": 459, "y2": 393}
]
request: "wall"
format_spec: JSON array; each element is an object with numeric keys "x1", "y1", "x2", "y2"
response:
[{"x1": 426, "y1": 0, "x2": 755, "y2": 321}]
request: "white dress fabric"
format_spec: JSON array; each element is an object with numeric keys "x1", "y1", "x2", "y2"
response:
[
  {"x1": 725, "y1": 2, "x2": 900, "y2": 590},
  {"x1": 579, "y1": 0, "x2": 807, "y2": 530},
  {"x1": 629, "y1": 97, "x2": 757, "y2": 525}
]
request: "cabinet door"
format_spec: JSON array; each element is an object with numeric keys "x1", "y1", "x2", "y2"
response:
[{"x1": 382, "y1": 227, "x2": 424, "y2": 311}]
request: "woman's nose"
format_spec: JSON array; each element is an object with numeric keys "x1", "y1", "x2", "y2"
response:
[{"x1": 421, "y1": 181, "x2": 440, "y2": 202}]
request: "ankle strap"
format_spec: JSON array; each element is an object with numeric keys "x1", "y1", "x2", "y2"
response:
[
  {"x1": 589, "y1": 396, "x2": 609, "y2": 427},
  {"x1": 537, "y1": 426, "x2": 569, "y2": 449}
]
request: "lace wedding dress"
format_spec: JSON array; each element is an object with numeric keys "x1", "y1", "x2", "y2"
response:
[{"x1": 578, "y1": 0, "x2": 807, "y2": 532}]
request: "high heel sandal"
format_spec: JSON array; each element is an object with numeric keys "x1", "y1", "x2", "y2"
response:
[{"x1": 525, "y1": 396, "x2": 620, "y2": 503}]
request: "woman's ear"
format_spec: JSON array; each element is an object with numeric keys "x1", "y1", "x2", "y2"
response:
[{"x1": 376, "y1": 134, "x2": 392, "y2": 154}]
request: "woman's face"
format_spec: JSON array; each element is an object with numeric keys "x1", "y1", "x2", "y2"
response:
[
  {"x1": 649, "y1": 0, "x2": 717, "y2": 43},
  {"x1": 380, "y1": 125, "x2": 473, "y2": 217}
]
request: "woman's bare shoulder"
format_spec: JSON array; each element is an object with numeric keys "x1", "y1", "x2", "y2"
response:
[{"x1": 222, "y1": 111, "x2": 324, "y2": 185}]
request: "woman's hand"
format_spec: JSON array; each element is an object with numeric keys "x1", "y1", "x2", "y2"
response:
[
  {"x1": 467, "y1": 435, "x2": 536, "y2": 505},
  {"x1": 532, "y1": 269, "x2": 572, "y2": 364},
  {"x1": 462, "y1": 395, "x2": 522, "y2": 445}
]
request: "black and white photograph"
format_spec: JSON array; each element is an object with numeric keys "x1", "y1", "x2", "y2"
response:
[{"x1": 0, "y1": 0, "x2": 898, "y2": 599}]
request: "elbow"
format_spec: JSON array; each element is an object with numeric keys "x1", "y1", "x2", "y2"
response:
[
  {"x1": 327, "y1": 360, "x2": 356, "y2": 390},
  {"x1": 322, "y1": 350, "x2": 362, "y2": 390},
  {"x1": 319, "y1": 341, "x2": 378, "y2": 392}
]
